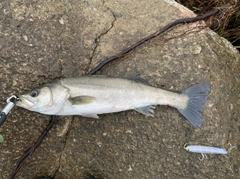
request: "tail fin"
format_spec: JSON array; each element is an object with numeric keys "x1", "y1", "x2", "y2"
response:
[{"x1": 177, "y1": 83, "x2": 211, "y2": 128}]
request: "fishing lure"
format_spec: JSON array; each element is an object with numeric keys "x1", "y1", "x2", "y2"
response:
[{"x1": 184, "y1": 143, "x2": 235, "y2": 160}]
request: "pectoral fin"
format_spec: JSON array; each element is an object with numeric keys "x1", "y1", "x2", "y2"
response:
[
  {"x1": 68, "y1": 96, "x2": 95, "y2": 105},
  {"x1": 135, "y1": 105, "x2": 156, "y2": 117}
]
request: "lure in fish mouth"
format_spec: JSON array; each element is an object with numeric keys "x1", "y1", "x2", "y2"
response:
[{"x1": 16, "y1": 75, "x2": 211, "y2": 128}]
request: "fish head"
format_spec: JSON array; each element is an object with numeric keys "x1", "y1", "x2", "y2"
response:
[{"x1": 16, "y1": 82, "x2": 69, "y2": 115}]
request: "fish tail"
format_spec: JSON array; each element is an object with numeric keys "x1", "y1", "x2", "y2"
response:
[{"x1": 177, "y1": 83, "x2": 211, "y2": 128}]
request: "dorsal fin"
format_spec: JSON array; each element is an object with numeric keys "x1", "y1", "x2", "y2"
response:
[
  {"x1": 125, "y1": 74, "x2": 150, "y2": 85},
  {"x1": 89, "y1": 75, "x2": 108, "y2": 77}
]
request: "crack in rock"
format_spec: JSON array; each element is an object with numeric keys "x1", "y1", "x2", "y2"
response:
[
  {"x1": 53, "y1": 117, "x2": 73, "y2": 178},
  {"x1": 85, "y1": 7, "x2": 117, "y2": 74}
]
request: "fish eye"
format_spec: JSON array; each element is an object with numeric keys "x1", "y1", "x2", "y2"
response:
[{"x1": 30, "y1": 90, "x2": 38, "y2": 97}]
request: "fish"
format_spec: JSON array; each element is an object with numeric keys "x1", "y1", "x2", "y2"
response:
[{"x1": 16, "y1": 75, "x2": 211, "y2": 128}]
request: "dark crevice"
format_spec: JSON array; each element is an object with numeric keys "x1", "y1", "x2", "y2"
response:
[
  {"x1": 52, "y1": 118, "x2": 74, "y2": 178},
  {"x1": 85, "y1": 7, "x2": 117, "y2": 74}
]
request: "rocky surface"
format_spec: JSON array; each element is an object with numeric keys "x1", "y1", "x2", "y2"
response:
[{"x1": 0, "y1": 0, "x2": 240, "y2": 179}]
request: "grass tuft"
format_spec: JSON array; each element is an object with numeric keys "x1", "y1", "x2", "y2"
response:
[{"x1": 177, "y1": 0, "x2": 240, "y2": 50}]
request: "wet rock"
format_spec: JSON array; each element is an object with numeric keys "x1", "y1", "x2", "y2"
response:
[{"x1": 0, "y1": 0, "x2": 239, "y2": 179}]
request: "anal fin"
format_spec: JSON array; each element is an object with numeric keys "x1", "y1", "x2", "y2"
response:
[{"x1": 135, "y1": 105, "x2": 156, "y2": 117}]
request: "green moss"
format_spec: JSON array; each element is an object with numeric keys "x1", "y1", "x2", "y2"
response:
[{"x1": 0, "y1": 135, "x2": 4, "y2": 143}]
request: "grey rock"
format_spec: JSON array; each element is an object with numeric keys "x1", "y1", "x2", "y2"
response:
[{"x1": 0, "y1": 0, "x2": 239, "y2": 179}]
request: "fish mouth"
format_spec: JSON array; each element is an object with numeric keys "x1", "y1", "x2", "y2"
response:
[{"x1": 16, "y1": 95, "x2": 35, "y2": 109}]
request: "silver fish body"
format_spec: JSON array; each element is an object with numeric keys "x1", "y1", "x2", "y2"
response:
[{"x1": 16, "y1": 75, "x2": 210, "y2": 127}]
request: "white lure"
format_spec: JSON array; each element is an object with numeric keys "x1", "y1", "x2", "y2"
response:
[{"x1": 184, "y1": 144, "x2": 235, "y2": 160}]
